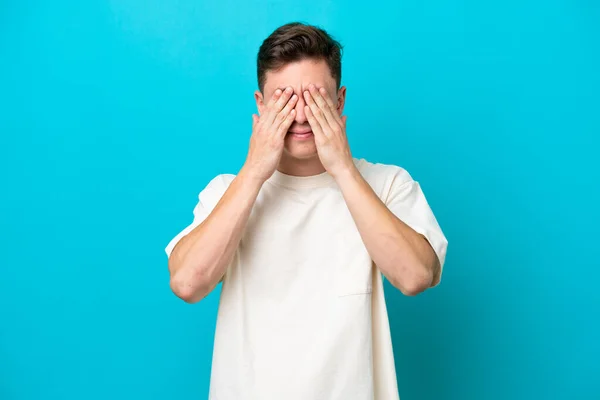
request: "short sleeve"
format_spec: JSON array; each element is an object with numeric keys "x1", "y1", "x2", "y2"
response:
[
  {"x1": 385, "y1": 170, "x2": 448, "y2": 284},
  {"x1": 165, "y1": 174, "x2": 235, "y2": 258}
]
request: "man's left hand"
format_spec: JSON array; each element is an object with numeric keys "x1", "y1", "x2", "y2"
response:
[{"x1": 303, "y1": 84, "x2": 355, "y2": 178}]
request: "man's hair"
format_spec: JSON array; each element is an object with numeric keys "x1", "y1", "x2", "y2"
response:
[{"x1": 257, "y1": 22, "x2": 343, "y2": 92}]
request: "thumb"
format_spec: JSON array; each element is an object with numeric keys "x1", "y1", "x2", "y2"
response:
[
  {"x1": 252, "y1": 114, "x2": 259, "y2": 128},
  {"x1": 341, "y1": 115, "x2": 347, "y2": 127}
]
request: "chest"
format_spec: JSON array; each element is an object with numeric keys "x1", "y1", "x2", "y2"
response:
[{"x1": 237, "y1": 185, "x2": 374, "y2": 297}]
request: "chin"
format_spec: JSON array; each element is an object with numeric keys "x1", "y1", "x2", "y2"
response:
[{"x1": 283, "y1": 138, "x2": 318, "y2": 160}]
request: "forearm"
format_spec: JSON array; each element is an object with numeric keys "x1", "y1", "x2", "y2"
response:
[
  {"x1": 335, "y1": 167, "x2": 439, "y2": 295},
  {"x1": 169, "y1": 167, "x2": 263, "y2": 303}
]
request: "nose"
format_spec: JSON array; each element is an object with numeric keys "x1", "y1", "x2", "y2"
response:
[{"x1": 293, "y1": 95, "x2": 308, "y2": 124}]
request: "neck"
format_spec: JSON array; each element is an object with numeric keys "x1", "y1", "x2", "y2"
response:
[{"x1": 277, "y1": 154, "x2": 326, "y2": 177}]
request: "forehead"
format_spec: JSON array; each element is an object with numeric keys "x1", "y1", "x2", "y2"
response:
[{"x1": 263, "y1": 58, "x2": 335, "y2": 93}]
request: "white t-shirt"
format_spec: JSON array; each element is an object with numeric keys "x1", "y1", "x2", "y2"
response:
[{"x1": 165, "y1": 158, "x2": 448, "y2": 400}]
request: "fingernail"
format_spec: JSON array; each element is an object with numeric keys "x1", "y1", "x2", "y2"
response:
[
  {"x1": 275, "y1": 89, "x2": 282, "y2": 95},
  {"x1": 291, "y1": 94, "x2": 297, "y2": 101},
  {"x1": 286, "y1": 87, "x2": 292, "y2": 93}
]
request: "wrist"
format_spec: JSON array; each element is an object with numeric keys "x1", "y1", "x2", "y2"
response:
[
  {"x1": 238, "y1": 164, "x2": 269, "y2": 189},
  {"x1": 331, "y1": 160, "x2": 360, "y2": 182}
]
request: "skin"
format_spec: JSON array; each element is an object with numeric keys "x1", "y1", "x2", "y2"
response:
[
  {"x1": 168, "y1": 58, "x2": 440, "y2": 303},
  {"x1": 253, "y1": 58, "x2": 347, "y2": 177}
]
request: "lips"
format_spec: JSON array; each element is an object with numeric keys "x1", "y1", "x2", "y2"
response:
[
  {"x1": 287, "y1": 130, "x2": 314, "y2": 140},
  {"x1": 288, "y1": 130, "x2": 312, "y2": 135}
]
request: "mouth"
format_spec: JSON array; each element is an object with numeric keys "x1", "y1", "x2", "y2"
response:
[{"x1": 287, "y1": 130, "x2": 314, "y2": 140}]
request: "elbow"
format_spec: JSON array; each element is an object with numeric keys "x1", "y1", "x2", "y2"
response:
[
  {"x1": 392, "y1": 265, "x2": 433, "y2": 297},
  {"x1": 170, "y1": 275, "x2": 201, "y2": 303},
  {"x1": 169, "y1": 266, "x2": 210, "y2": 304},
  {"x1": 399, "y1": 280, "x2": 429, "y2": 296}
]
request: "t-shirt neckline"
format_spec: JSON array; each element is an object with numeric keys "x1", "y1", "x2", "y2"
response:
[
  {"x1": 267, "y1": 159, "x2": 362, "y2": 189},
  {"x1": 267, "y1": 169, "x2": 335, "y2": 189}
]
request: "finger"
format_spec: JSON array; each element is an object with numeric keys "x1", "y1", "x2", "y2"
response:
[
  {"x1": 252, "y1": 114, "x2": 260, "y2": 129},
  {"x1": 273, "y1": 94, "x2": 298, "y2": 132},
  {"x1": 265, "y1": 87, "x2": 294, "y2": 126},
  {"x1": 261, "y1": 88, "x2": 283, "y2": 125},
  {"x1": 265, "y1": 88, "x2": 283, "y2": 110},
  {"x1": 304, "y1": 105, "x2": 326, "y2": 142},
  {"x1": 318, "y1": 86, "x2": 344, "y2": 125},
  {"x1": 311, "y1": 86, "x2": 341, "y2": 130},
  {"x1": 273, "y1": 87, "x2": 294, "y2": 113},
  {"x1": 304, "y1": 89, "x2": 332, "y2": 135},
  {"x1": 276, "y1": 108, "x2": 296, "y2": 138},
  {"x1": 276, "y1": 95, "x2": 298, "y2": 126}
]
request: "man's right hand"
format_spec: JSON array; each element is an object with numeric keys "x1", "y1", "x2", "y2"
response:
[
  {"x1": 243, "y1": 87, "x2": 298, "y2": 183},
  {"x1": 168, "y1": 87, "x2": 297, "y2": 303}
]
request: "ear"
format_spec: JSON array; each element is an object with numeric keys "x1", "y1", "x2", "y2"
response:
[
  {"x1": 254, "y1": 90, "x2": 266, "y2": 115},
  {"x1": 336, "y1": 86, "x2": 347, "y2": 116}
]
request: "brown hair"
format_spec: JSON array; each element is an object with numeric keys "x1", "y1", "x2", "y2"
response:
[{"x1": 257, "y1": 22, "x2": 343, "y2": 92}]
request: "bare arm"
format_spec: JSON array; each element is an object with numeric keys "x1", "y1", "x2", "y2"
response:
[
  {"x1": 168, "y1": 86, "x2": 298, "y2": 303},
  {"x1": 168, "y1": 170, "x2": 264, "y2": 302},
  {"x1": 302, "y1": 84, "x2": 440, "y2": 296},
  {"x1": 335, "y1": 168, "x2": 440, "y2": 296}
]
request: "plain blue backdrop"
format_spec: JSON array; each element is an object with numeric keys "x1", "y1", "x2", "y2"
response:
[{"x1": 1, "y1": 1, "x2": 598, "y2": 399}]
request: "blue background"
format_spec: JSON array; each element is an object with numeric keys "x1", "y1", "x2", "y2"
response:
[{"x1": 1, "y1": 1, "x2": 598, "y2": 399}]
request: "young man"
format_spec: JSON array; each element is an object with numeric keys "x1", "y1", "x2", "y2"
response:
[{"x1": 165, "y1": 22, "x2": 448, "y2": 400}]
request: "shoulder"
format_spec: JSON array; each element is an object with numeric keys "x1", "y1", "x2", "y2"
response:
[
  {"x1": 205, "y1": 173, "x2": 237, "y2": 189},
  {"x1": 197, "y1": 173, "x2": 236, "y2": 201},
  {"x1": 354, "y1": 157, "x2": 414, "y2": 187}
]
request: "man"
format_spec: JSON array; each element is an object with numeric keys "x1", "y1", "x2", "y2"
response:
[{"x1": 165, "y1": 22, "x2": 448, "y2": 400}]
